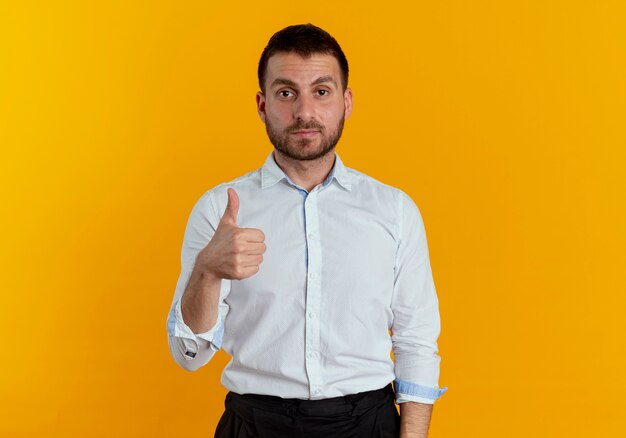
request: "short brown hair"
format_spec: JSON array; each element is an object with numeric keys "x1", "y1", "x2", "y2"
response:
[{"x1": 258, "y1": 24, "x2": 349, "y2": 93}]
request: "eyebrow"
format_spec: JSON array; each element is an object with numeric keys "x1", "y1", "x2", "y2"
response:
[{"x1": 271, "y1": 75, "x2": 337, "y2": 89}]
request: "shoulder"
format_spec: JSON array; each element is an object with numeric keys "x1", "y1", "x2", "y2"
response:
[
  {"x1": 345, "y1": 165, "x2": 416, "y2": 206},
  {"x1": 202, "y1": 167, "x2": 261, "y2": 200},
  {"x1": 345, "y1": 165, "x2": 425, "y2": 237},
  {"x1": 205, "y1": 168, "x2": 261, "y2": 197},
  {"x1": 190, "y1": 168, "x2": 262, "y2": 222}
]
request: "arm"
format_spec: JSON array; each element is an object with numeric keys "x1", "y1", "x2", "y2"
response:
[
  {"x1": 168, "y1": 264, "x2": 225, "y2": 372},
  {"x1": 166, "y1": 188, "x2": 266, "y2": 371},
  {"x1": 181, "y1": 267, "x2": 222, "y2": 334},
  {"x1": 166, "y1": 190, "x2": 229, "y2": 371},
  {"x1": 400, "y1": 402, "x2": 433, "y2": 438},
  {"x1": 391, "y1": 191, "x2": 447, "y2": 435}
]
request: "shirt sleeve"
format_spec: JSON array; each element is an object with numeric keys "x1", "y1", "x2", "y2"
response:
[
  {"x1": 391, "y1": 191, "x2": 448, "y2": 404},
  {"x1": 166, "y1": 190, "x2": 231, "y2": 372}
]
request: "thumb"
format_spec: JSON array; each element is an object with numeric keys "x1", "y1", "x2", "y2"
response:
[{"x1": 220, "y1": 188, "x2": 239, "y2": 226}]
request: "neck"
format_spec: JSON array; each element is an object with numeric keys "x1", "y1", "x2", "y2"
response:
[{"x1": 272, "y1": 149, "x2": 336, "y2": 192}]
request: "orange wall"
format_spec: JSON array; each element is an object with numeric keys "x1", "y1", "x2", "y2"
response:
[{"x1": 1, "y1": 1, "x2": 625, "y2": 437}]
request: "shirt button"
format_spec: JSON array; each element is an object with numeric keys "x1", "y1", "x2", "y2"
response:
[
  {"x1": 312, "y1": 388, "x2": 321, "y2": 396},
  {"x1": 308, "y1": 232, "x2": 315, "y2": 239},
  {"x1": 308, "y1": 312, "x2": 315, "y2": 318},
  {"x1": 309, "y1": 272, "x2": 317, "y2": 279}
]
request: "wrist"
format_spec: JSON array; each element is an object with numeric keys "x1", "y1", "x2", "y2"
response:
[
  {"x1": 192, "y1": 259, "x2": 221, "y2": 283},
  {"x1": 198, "y1": 267, "x2": 221, "y2": 283}
]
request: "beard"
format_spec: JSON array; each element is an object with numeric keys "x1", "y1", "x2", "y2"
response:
[{"x1": 265, "y1": 116, "x2": 345, "y2": 161}]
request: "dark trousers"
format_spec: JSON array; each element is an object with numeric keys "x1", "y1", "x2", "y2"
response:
[{"x1": 214, "y1": 383, "x2": 400, "y2": 438}]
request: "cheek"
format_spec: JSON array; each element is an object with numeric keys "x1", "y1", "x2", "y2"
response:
[
  {"x1": 325, "y1": 105, "x2": 345, "y2": 125},
  {"x1": 266, "y1": 104, "x2": 292, "y2": 124},
  {"x1": 331, "y1": 99, "x2": 345, "y2": 115}
]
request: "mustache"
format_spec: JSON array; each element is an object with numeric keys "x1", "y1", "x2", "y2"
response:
[{"x1": 288, "y1": 121, "x2": 324, "y2": 132}]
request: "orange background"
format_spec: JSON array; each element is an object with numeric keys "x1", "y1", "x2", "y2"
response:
[{"x1": 1, "y1": 1, "x2": 625, "y2": 437}]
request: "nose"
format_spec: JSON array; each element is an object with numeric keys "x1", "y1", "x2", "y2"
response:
[{"x1": 294, "y1": 93, "x2": 315, "y2": 122}]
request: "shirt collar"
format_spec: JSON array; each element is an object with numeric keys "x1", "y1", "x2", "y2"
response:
[{"x1": 261, "y1": 150, "x2": 353, "y2": 191}]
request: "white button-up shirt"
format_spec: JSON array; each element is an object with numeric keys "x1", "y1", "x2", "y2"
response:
[{"x1": 167, "y1": 151, "x2": 447, "y2": 404}]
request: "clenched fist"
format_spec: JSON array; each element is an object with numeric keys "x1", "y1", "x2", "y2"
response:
[{"x1": 195, "y1": 188, "x2": 266, "y2": 281}]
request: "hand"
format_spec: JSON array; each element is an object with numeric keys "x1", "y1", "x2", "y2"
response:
[{"x1": 195, "y1": 188, "x2": 266, "y2": 280}]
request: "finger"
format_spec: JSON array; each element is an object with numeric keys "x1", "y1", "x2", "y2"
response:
[
  {"x1": 238, "y1": 227, "x2": 265, "y2": 242},
  {"x1": 243, "y1": 241, "x2": 266, "y2": 255},
  {"x1": 230, "y1": 263, "x2": 260, "y2": 280},
  {"x1": 232, "y1": 241, "x2": 265, "y2": 255},
  {"x1": 241, "y1": 265, "x2": 260, "y2": 278},
  {"x1": 220, "y1": 188, "x2": 239, "y2": 226},
  {"x1": 240, "y1": 253, "x2": 263, "y2": 266}
]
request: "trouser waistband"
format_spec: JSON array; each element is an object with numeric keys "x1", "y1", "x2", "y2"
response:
[{"x1": 226, "y1": 383, "x2": 395, "y2": 418}]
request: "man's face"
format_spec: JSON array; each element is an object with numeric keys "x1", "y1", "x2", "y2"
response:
[{"x1": 256, "y1": 52, "x2": 353, "y2": 161}]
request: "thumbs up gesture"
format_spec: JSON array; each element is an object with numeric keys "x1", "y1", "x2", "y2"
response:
[{"x1": 195, "y1": 188, "x2": 266, "y2": 280}]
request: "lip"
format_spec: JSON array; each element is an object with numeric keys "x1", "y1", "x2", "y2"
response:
[{"x1": 291, "y1": 130, "x2": 320, "y2": 138}]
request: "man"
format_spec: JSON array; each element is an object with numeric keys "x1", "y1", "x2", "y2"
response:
[{"x1": 167, "y1": 24, "x2": 447, "y2": 438}]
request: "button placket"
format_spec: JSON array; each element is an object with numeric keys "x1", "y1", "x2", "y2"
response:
[{"x1": 303, "y1": 190, "x2": 323, "y2": 398}]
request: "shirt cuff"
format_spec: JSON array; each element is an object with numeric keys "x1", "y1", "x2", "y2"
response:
[
  {"x1": 166, "y1": 297, "x2": 224, "y2": 354},
  {"x1": 394, "y1": 379, "x2": 448, "y2": 404}
]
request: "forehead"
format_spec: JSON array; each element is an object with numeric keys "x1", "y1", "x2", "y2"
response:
[{"x1": 265, "y1": 52, "x2": 341, "y2": 86}]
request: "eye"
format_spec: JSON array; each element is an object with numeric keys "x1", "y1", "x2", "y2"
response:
[
  {"x1": 278, "y1": 90, "x2": 294, "y2": 98},
  {"x1": 316, "y1": 89, "x2": 329, "y2": 96}
]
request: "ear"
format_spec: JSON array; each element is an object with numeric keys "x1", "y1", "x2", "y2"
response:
[
  {"x1": 256, "y1": 91, "x2": 266, "y2": 124},
  {"x1": 343, "y1": 88, "x2": 353, "y2": 120}
]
